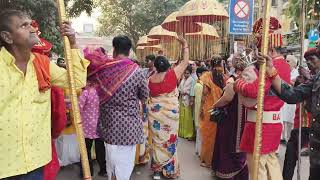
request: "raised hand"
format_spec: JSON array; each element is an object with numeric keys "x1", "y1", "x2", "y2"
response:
[
  {"x1": 254, "y1": 48, "x2": 274, "y2": 75},
  {"x1": 298, "y1": 66, "x2": 311, "y2": 80},
  {"x1": 177, "y1": 34, "x2": 188, "y2": 47},
  {"x1": 59, "y1": 21, "x2": 77, "y2": 49}
]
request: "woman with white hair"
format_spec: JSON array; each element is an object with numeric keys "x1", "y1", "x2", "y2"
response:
[
  {"x1": 286, "y1": 55, "x2": 299, "y2": 84},
  {"x1": 281, "y1": 55, "x2": 299, "y2": 143}
]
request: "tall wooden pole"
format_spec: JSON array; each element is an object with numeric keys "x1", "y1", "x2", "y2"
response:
[
  {"x1": 252, "y1": 0, "x2": 272, "y2": 179},
  {"x1": 297, "y1": 0, "x2": 306, "y2": 179},
  {"x1": 56, "y1": 1, "x2": 92, "y2": 179}
]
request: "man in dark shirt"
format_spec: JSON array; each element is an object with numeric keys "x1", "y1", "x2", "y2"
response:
[
  {"x1": 259, "y1": 47, "x2": 320, "y2": 180},
  {"x1": 95, "y1": 36, "x2": 149, "y2": 180}
]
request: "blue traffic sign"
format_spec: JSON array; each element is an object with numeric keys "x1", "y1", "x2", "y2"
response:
[{"x1": 229, "y1": 0, "x2": 254, "y2": 35}]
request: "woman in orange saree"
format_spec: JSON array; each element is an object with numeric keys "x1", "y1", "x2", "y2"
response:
[{"x1": 199, "y1": 57, "x2": 224, "y2": 168}]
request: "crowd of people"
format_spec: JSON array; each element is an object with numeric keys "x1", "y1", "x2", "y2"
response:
[{"x1": 1, "y1": 8, "x2": 320, "y2": 180}]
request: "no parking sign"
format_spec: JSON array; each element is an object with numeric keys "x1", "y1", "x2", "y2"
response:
[{"x1": 229, "y1": 0, "x2": 254, "y2": 34}]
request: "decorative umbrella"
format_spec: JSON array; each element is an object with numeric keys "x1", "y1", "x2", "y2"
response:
[
  {"x1": 136, "y1": 46, "x2": 145, "y2": 50},
  {"x1": 147, "y1": 25, "x2": 178, "y2": 42},
  {"x1": 136, "y1": 45, "x2": 162, "y2": 51},
  {"x1": 147, "y1": 38, "x2": 161, "y2": 46},
  {"x1": 161, "y1": 11, "x2": 202, "y2": 33},
  {"x1": 175, "y1": 0, "x2": 229, "y2": 60},
  {"x1": 185, "y1": 23, "x2": 220, "y2": 60},
  {"x1": 176, "y1": 0, "x2": 229, "y2": 23},
  {"x1": 136, "y1": 46, "x2": 145, "y2": 61},
  {"x1": 137, "y1": 35, "x2": 161, "y2": 46},
  {"x1": 186, "y1": 23, "x2": 219, "y2": 39},
  {"x1": 136, "y1": 44, "x2": 163, "y2": 61},
  {"x1": 137, "y1": 36, "x2": 149, "y2": 46},
  {"x1": 143, "y1": 44, "x2": 163, "y2": 51}
]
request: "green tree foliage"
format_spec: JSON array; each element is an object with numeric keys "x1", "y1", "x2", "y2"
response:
[
  {"x1": 97, "y1": 0, "x2": 189, "y2": 47},
  {"x1": 218, "y1": 0, "x2": 227, "y2": 3},
  {"x1": 285, "y1": 0, "x2": 316, "y2": 27},
  {"x1": 65, "y1": 0, "x2": 95, "y2": 17},
  {"x1": 1, "y1": 0, "x2": 94, "y2": 55}
]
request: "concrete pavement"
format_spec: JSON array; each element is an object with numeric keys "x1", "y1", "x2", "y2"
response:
[{"x1": 57, "y1": 139, "x2": 310, "y2": 180}]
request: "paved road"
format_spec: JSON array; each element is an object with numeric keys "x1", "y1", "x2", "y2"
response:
[{"x1": 57, "y1": 139, "x2": 309, "y2": 180}]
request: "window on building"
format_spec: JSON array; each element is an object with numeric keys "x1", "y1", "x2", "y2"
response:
[
  {"x1": 83, "y1": 24, "x2": 94, "y2": 33},
  {"x1": 272, "y1": 0, "x2": 277, "y2": 6}
]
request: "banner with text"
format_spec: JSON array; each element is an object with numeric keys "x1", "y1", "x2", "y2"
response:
[{"x1": 229, "y1": 0, "x2": 254, "y2": 35}]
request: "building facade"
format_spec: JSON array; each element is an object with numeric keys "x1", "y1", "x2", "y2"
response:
[{"x1": 71, "y1": 9, "x2": 113, "y2": 54}]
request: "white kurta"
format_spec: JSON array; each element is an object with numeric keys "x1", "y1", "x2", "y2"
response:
[{"x1": 105, "y1": 144, "x2": 136, "y2": 180}]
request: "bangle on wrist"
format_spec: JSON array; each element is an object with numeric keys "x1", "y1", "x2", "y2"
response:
[
  {"x1": 183, "y1": 46, "x2": 189, "y2": 49},
  {"x1": 267, "y1": 67, "x2": 278, "y2": 80}
]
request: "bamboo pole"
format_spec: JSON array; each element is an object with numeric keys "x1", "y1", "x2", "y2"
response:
[
  {"x1": 297, "y1": 0, "x2": 306, "y2": 179},
  {"x1": 199, "y1": 38, "x2": 202, "y2": 59},
  {"x1": 56, "y1": 1, "x2": 92, "y2": 180},
  {"x1": 252, "y1": 0, "x2": 272, "y2": 179}
]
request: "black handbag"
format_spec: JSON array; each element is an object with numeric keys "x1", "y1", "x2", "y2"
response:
[{"x1": 210, "y1": 107, "x2": 226, "y2": 124}]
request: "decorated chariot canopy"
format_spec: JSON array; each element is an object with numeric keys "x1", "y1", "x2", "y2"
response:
[
  {"x1": 176, "y1": 0, "x2": 229, "y2": 23},
  {"x1": 186, "y1": 23, "x2": 219, "y2": 39},
  {"x1": 137, "y1": 35, "x2": 160, "y2": 46},
  {"x1": 161, "y1": 11, "x2": 202, "y2": 33},
  {"x1": 147, "y1": 25, "x2": 178, "y2": 42}
]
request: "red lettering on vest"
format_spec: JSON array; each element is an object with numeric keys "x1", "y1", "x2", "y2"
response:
[{"x1": 273, "y1": 114, "x2": 280, "y2": 121}]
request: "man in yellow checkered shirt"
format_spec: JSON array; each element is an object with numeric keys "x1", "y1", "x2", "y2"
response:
[{"x1": 0, "y1": 9, "x2": 89, "y2": 179}]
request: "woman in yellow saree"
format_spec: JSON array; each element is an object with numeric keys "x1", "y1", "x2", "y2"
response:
[{"x1": 199, "y1": 57, "x2": 224, "y2": 168}]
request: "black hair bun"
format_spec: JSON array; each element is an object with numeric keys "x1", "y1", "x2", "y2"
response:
[{"x1": 154, "y1": 56, "x2": 171, "y2": 73}]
